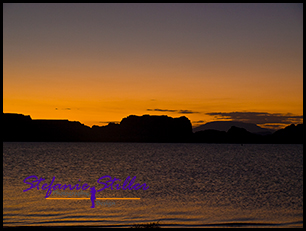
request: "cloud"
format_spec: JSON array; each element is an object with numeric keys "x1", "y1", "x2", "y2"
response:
[
  {"x1": 55, "y1": 108, "x2": 72, "y2": 110},
  {"x1": 178, "y1": 110, "x2": 198, "y2": 114},
  {"x1": 147, "y1": 109, "x2": 199, "y2": 114},
  {"x1": 147, "y1": 109, "x2": 176, "y2": 112},
  {"x1": 206, "y1": 111, "x2": 303, "y2": 125}
]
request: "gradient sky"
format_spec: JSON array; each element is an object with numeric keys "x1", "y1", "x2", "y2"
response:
[{"x1": 3, "y1": 3, "x2": 303, "y2": 129}]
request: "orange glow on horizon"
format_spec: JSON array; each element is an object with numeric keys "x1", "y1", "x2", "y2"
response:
[{"x1": 3, "y1": 4, "x2": 303, "y2": 130}]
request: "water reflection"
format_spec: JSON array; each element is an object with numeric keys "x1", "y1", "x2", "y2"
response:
[{"x1": 3, "y1": 143, "x2": 303, "y2": 227}]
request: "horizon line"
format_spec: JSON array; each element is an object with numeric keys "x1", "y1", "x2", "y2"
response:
[
  {"x1": 46, "y1": 198, "x2": 141, "y2": 200},
  {"x1": 3, "y1": 112, "x2": 303, "y2": 130}
]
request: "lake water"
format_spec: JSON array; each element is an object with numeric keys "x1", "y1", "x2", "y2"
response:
[{"x1": 3, "y1": 142, "x2": 303, "y2": 227}]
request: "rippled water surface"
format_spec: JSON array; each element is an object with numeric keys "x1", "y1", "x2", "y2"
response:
[{"x1": 3, "y1": 142, "x2": 303, "y2": 227}]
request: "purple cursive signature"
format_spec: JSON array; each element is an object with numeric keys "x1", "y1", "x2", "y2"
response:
[{"x1": 23, "y1": 175, "x2": 149, "y2": 208}]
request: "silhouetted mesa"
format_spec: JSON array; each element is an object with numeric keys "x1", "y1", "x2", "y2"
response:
[
  {"x1": 3, "y1": 113, "x2": 92, "y2": 142},
  {"x1": 3, "y1": 113, "x2": 192, "y2": 142},
  {"x1": 3, "y1": 113, "x2": 32, "y2": 141},
  {"x1": 92, "y1": 115, "x2": 193, "y2": 142},
  {"x1": 2, "y1": 113, "x2": 303, "y2": 143}
]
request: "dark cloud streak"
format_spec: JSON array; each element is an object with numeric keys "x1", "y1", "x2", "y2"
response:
[
  {"x1": 55, "y1": 108, "x2": 71, "y2": 110},
  {"x1": 206, "y1": 111, "x2": 303, "y2": 125},
  {"x1": 147, "y1": 109, "x2": 176, "y2": 112},
  {"x1": 147, "y1": 109, "x2": 199, "y2": 114}
]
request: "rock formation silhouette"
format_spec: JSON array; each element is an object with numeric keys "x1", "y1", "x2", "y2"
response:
[
  {"x1": 3, "y1": 113, "x2": 192, "y2": 142},
  {"x1": 3, "y1": 113, "x2": 303, "y2": 143}
]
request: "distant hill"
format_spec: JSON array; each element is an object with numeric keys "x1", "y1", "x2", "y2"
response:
[
  {"x1": 193, "y1": 124, "x2": 303, "y2": 144},
  {"x1": 193, "y1": 121, "x2": 274, "y2": 135},
  {"x1": 269, "y1": 123, "x2": 303, "y2": 144}
]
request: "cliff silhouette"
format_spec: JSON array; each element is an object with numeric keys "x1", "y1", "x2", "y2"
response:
[
  {"x1": 91, "y1": 115, "x2": 192, "y2": 142},
  {"x1": 3, "y1": 113, "x2": 92, "y2": 142},
  {"x1": 3, "y1": 113, "x2": 303, "y2": 143}
]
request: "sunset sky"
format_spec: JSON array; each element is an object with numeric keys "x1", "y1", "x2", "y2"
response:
[{"x1": 3, "y1": 3, "x2": 303, "y2": 129}]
